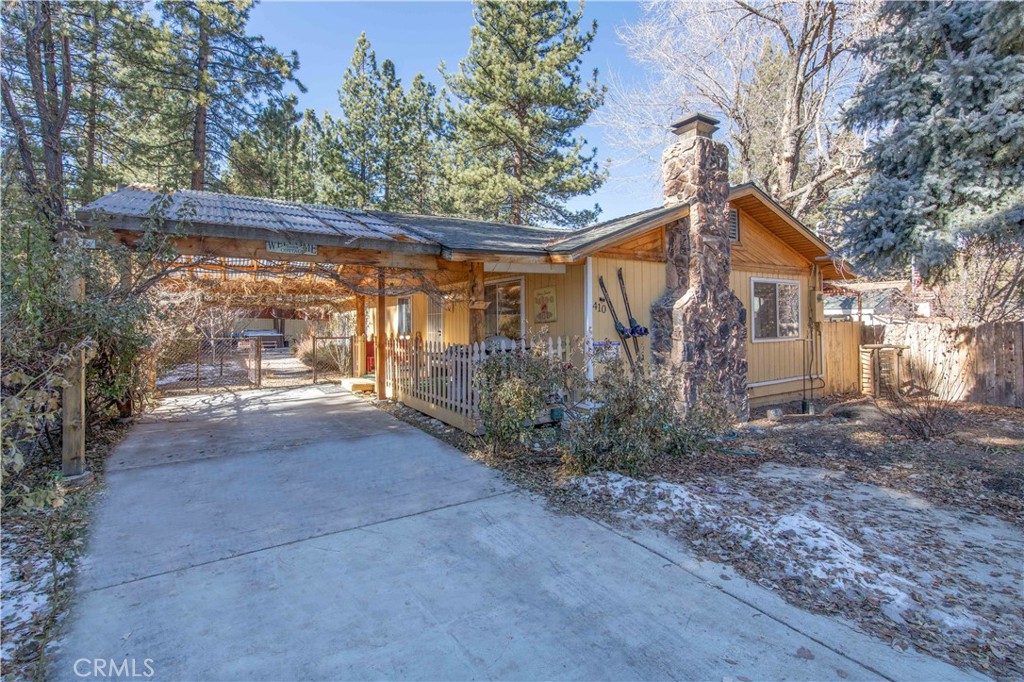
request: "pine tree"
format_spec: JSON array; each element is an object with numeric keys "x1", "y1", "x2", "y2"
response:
[
  {"x1": 838, "y1": 1, "x2": 1024, "y2": 271},
  {"x1": 443, "y1": 0, "x2": 606, "y2": 227},
  {"x1": 333, "y1": 33, "x2": 381, "y2": 208},
  {"x1": 403, "y1": 74, "x2": 451, "y2": 214},
  {"x1": 377, "y1": 60, "x2": 406, "y2": 211},
  {"x1": 64, "y1": 1, "x2": 148, "y2": 203},
  {"x1": 225, "y1": 96, "x2": 319, "y2": 202},
  {"x1": 153, "y1": 0, "x2": 302, "y2": 190}
]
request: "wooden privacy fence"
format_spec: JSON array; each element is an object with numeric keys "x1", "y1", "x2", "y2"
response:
[
  {"x1": 384, "y1": 336, "x2": 571, "y2": 434},
  {"x1": 822, "y1": 320, "x2": 864, "y2": 396},
  {"x1": 881, "y1": 321, "x2": 1024, "y2": 408}
]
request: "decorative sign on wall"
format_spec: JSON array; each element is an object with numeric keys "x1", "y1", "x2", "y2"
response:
[
  {"x1": 266, "y1": 241, "x2": 317, "y2": 256},
  {"x1": 533, "y1": 286, "x2": 557, "y2": 323}
]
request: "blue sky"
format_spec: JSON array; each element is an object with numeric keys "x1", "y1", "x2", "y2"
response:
[{"x1": 245, "y1": 1, "x2": 662, "y2": 222}]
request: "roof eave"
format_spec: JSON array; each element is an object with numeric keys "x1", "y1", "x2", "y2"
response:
[
  {"x1": 79, "y1": 208, "x2": 442, "y2": 257},
  {"x1": 547, "y1": 203, "x2": 689, "y2": 262}
]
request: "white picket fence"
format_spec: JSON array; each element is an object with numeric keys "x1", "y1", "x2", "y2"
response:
[{"x1": 384, "y1": 336, "x2": 571, "y2": 433}]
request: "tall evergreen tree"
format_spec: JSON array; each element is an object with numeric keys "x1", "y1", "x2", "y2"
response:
[
  {"x1": 377, "y1": 59, "x2": 406, "y2": 211},
  {"x1": 225, "y1": 96, "x2": 319, "y2": 202},
  {"x1": 153, "y1": 0, "x2": 302, "y2": 190},
  {"x1": 443, "y1": 0, "x2": 606, "y2": 227},
  {"x1": 334, "y1": 33, "x2": 381, "y2": 208},
  {"x1": 839, "y1": 0, "x2": 1024, "y2": 271},
  {"x1": 404, "y1": 74, "x2": 451, "y2": 214},
  {"x1": 64, "y1": 1, "x2": 158, "y2": 203}
]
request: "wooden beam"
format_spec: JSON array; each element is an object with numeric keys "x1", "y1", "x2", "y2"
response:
[
  {"x1": 469, "y1": 261, "x2": 486, "y2": 344},
  {"x1": 112, "y1": 231, "x2": 468, "y2": 272},
  {"x1": 375, "y1": 271, "x2": 387, "y2": 398}
]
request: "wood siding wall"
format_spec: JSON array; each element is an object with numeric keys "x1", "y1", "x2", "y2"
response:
[
  {"x1": 375, "y1": 202, "x2": 838, "y2": 406},
  {"x1": 590, "y1": 257, "x2": 666, "y2": 365},
  {"x1": 398, "y1": 265, "x2": 588, "y2": 347}
]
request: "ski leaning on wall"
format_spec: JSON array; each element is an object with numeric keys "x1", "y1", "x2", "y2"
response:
[{"x1": 597, "y1": 275, "x2": 636, "y2": 371}]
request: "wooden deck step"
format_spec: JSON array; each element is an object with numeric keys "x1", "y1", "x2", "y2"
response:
[{"x1": 341, "y1": 377, "x2": 377, "y2": 393}]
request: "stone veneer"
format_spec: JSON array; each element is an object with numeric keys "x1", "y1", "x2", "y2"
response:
[{"x1": 650, "y1": 114, "x2": 749, "y2": 419}]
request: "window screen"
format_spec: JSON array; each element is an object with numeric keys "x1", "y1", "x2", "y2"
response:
[{"x1": 752, "y1": 280, "x2": 800, "y2": 340}]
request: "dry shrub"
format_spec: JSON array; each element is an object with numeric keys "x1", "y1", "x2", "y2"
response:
[
  {"x1": 874, "y1": 358, "x2": 965, "y2": 440},
  {"x1": 561, "y1": 359, "x2": 730, "y2": 475},
  {"x1": 295, "y1": 335, "x2": 351, "y2": 372},
  {"x1": 473, "y1": 340, "x2": 588, "y2": 452}
]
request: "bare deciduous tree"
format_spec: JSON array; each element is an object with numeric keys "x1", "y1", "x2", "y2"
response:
[
  {"x1": 601, "y1": 0, "x2": 871, "y2": 222},
  {"x1": 933, "y1": 236, "x2": 1024, "y2": 326}
]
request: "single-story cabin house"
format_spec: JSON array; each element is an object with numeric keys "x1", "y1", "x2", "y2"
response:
[
  {"x1": 369, "y1": 181, "x2": 843, "y2": 408},
  {"x1": 79, "y1": 114, "x2": 850, "y2": 431}
]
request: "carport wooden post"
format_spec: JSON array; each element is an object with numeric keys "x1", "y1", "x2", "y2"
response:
[
  {"x1": 62, "y1": 270, "x2": 88, "y2": 478},
  {"x1": 375, "y1": 271, "x2": 387, "y2": 398},
  {"x1": 355, "y1": 296, "x2": 367, "y2": 375},
  {"x1": 469, "y1": 262, "x2": 486, "y2": 344}
]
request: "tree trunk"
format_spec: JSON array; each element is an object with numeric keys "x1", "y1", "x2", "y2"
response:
[
  {"x1": 191, "y1": 10, "x2": 210, "y2": 191},
  {"x1": 84, "y1": 2, "x2": 101, "y2": 200}
]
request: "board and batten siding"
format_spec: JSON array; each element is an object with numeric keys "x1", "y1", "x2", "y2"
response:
[
  {"x1": 730, "y1": 267, "x2": 824, "y2": 404},
  {"x1": 590, "y1": 257, "x2": 667, "y2": 365}
]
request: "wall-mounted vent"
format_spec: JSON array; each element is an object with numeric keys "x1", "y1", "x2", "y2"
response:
[{"x1": 729, "y1": 208, "x2": 740, "y2": 241}]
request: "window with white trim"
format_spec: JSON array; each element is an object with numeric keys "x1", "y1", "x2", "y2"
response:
[
  {"x1": 751, "y1": 279, "x2": 801, "y2": 340},
  {"x1": 729, "y1": 208, "x2": 740, "y2": 241},
  {"x1": 484, "y1": 280, "x2": 523, "y2": 340},
  {"x1": 426, "y1": 298, "x2": 444, "y2": 343},
  {"x1": 396, "y1": 297, "x2": 412, "y2": 336}
]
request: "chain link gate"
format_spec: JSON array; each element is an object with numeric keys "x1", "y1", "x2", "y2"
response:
[{"x1": 311, "y1": 335, "x2": 355, "y2": 384}]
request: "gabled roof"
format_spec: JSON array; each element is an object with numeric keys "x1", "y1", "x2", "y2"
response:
[
  {"x1": 77, "y1": 184, "x2": 843, "y2": 276},
  {"x1": 728, "y1": 184, "x2": 844, "y2": 279}
]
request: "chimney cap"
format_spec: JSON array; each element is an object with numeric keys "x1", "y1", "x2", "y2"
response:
[{"x1": 670, "y1": 113, "x2": 720, "y2": 138}]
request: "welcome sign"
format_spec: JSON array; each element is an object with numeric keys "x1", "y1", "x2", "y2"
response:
[{"x1": 266, "y1": 241, "x2": 317, "y2": 256}]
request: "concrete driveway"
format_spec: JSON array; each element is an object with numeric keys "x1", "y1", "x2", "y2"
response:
[{"x1": 54, "y1": 386, "x2": 979, "y2": 681}]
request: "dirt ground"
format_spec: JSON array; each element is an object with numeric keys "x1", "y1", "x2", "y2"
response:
[
  {"x1": 378, "y1": 396, "x2": 1024, "y2": 680},
  {"x1": 1, "y1": 424, "x2": 124, "y2": 682}
]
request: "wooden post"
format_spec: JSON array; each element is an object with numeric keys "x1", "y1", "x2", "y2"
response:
[
  {"x1": 469, "y1": 261, "x2": 486, "y2": 344},
  {"x1": 355, "y1": 296, "x2": 367, "y2": 375},
  {"x1": 376, "y1": 271, "x2": 387, "y2": 398},
  {"x1": 62, "y1": 271, "x2": 88, "y2": 478},
  {"x1": 356, "y1": 296, "x2": 366, "y2": 336}
]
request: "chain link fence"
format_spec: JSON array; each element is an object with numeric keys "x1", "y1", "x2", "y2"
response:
[
  {"x1": 153, "y1": 334, "x2": 355, "y2": 393},
  {"x1": 154, "y1": 336, "x2": 256, "y2": 393}
]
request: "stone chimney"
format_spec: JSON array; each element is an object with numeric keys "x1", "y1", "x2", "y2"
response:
[{"x1": 650, "y1": 113, "x2": 748, "y2": 419}]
